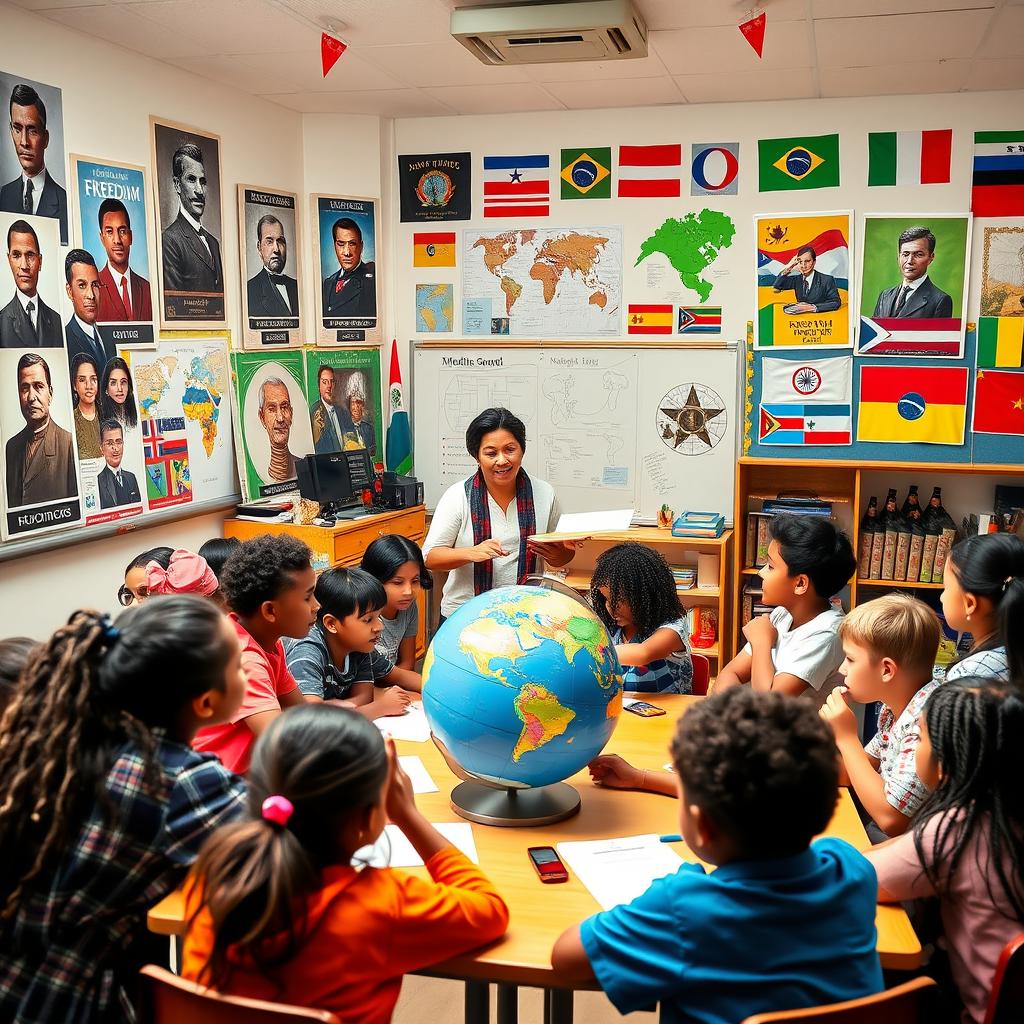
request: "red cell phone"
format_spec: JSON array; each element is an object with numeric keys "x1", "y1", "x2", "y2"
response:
[{"x1": 528, "y1": 846, "x2": 569, "y2": 883}]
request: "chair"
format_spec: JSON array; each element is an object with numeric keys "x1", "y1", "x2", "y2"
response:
[
  {"x1": 740, "y1": 976, "x2": 939, "y2": 1024},
  {"x1": 985, "y1": 931, "x2": 1024, "y2": 1024},
  {"x1": 139, "y1": 965, "x2": 341, "y2": 1024},
  {"x1": 690, "y1": 653, "x2": 711, "y2": 696}
]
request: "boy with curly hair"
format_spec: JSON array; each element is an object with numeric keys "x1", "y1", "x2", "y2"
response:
[
  {"x1": 555, "y1": 688, "x2": 883, "y2": 1023},
  {"x1": 193, "y1": 534, "x2": 319, "y2": 773}
]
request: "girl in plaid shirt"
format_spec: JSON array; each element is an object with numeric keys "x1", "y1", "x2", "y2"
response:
[{"x1": 0, "y1": 595, "x2": 247, "y2": 1023}]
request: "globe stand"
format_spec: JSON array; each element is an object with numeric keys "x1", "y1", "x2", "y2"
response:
[{"x1": 450, "y1": 781, "x2": 581, "y2": 827}]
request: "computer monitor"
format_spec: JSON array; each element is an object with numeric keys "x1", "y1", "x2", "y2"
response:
[{"x1": 296, "y1": 449, "x2": 374, "y2": 508}]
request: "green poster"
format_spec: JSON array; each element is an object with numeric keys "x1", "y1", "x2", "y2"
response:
[{"x1": 303, "y1": 348, "x2": 383, "y2": 464}]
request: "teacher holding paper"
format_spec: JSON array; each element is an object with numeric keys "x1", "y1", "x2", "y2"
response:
[{"x1": 423, "y1": 407, "x2": 575, "y2": 622}]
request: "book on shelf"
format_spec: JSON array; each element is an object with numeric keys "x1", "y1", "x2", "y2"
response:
[
  {"x1": 743, "y1": 499, "x2": 833, "y2": 568},
  {"x1": 672, "y1": 511, "x2": 725, "y2": 538}
]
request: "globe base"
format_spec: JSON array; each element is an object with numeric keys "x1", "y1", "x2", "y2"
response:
[{"x1": 450, "y1": 781, "x2": 581, "y2": 827}]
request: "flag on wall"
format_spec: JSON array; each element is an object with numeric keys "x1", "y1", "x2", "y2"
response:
[
  {"x1": 560, "y1": 148, "x2": 612, "y2": 199},
  {"x1": 627, "y1": 304, "x2": 673, "y2": 334},
  {"x1": 978, "y1": 316, "x2": 1024, "y2": 368},
  {"x1": 857, "y1": 365, "x2": 968, "y2": 445},
  {"x1": 143, "y1": 416, "x2": 192, "y2": 508},
  {"x1": 858, "y1": 317, "x2": 963, "y2": 357},
  {"x1": 867, "y1": 129, "x2": 952, "y2": 186},
  {"x1": 385, "y1": 340, "x2": 413, "y2": 474},
  {"x1": 758, "y1": 134, "x2": 840, "y2": 191},
  {"x1": 678, "y1": 306, "x2": 722, "y2": 334},
  {"x1": 690, "y1": 144, "x2": 740, "y2": 196},
  {"x1": 413, "y1": 232, "x2": 456, "y2": 267},
  {"x1": 483, "y1": 155, "x2": 550, "y2": 217},
  {"x1": 759, "y1": 354, "x2": 852, "y2": 446},
  {"x1": 972, "y1": 131, "x2": 1024, "y2": 217},
  {"x1": 974, "y1": 368, "x2": 1024, "y2": 435},
  {"x1": 617, "y1": 144, "x2": 681, "y2": 198}
]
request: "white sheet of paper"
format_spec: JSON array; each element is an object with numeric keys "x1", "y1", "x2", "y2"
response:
[
  {"x1": 554, "y1": 508, "x2": 634, "y2": 534},
  {"x1": 556, "y1": 834, "x2": 685, "y2": 910},
  {"x1": 398, "y1": 755, "x2": 438, "y2": 794},
  {"x1": 373, "y1": 701, "x2": 431, "y2": 743},
  {"x1": 355, "y1": 822, "x2": 479, "y2": 868}
]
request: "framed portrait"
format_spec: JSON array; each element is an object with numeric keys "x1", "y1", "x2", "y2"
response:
[
  {"x1": 0, "y1": 209, "x2": 66, "y2": 350},
  {"x1": 0, "y1": 71, "x2": 68, "y2": 246},
  {"x1": 311, "y1": 193, "x2": 381, "y2": 346},
  {"x1": 302, "y1": 348, "x2": 382, "y2": 461},
  {"x1": 755, "y1": 211, "x2": 853, "y2": 350},
  {"x1": 857, "y1": 213, "x2": 970, "y2": 358},
  {"x1": 237, "y1": 184, "x2": 303, "y2": 349},
  {"x1": 980, "y1": 224, "x2": 1024, "y2": 318},
  {"x1": 70, "y1": 154, "x2": 157, "y2": 350},
  {"x1": 150, "y1": 116, "x2": 226, "y2": 329}
]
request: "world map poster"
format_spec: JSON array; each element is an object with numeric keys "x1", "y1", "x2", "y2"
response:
[{"x1": 461, "y1": 227, "x2": 622, "y2": 337}]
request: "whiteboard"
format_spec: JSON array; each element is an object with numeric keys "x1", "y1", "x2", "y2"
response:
[{"x1": 412, "y1": 344, "x2": 739, "y2": 523}]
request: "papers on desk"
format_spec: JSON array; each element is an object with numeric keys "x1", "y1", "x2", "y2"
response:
[
  {"x1": 554, "y1": 509, "x2": 634, "y2": 534},
  {"x1": 556, "y1": 834, "x2": 685, "y2": 910},
  {"x1": 373, "y1": 701, "x2": 431, "y2": 743},
  {"x1": 355, "y1": 822, "x2": 479, "y2": 868},
  {"x1": 398, "y1": 755, "x2": 438, "y2": 794}
]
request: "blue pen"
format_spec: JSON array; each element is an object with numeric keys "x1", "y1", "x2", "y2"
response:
[{"x1": 659, "y1": 834, "x2": 684, "y2": 843}]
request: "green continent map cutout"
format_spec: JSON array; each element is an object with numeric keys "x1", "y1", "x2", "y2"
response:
[
  {"x1": 511, "y1": 683, "x2": 576, "y2": 762},
  {"x1": 635, "y1": 209, "x2": 735, "y2": 302}
]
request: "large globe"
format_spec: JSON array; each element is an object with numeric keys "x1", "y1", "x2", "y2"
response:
[{"x1": 422, "y1": 586, "x2": 623, "y2": 791}]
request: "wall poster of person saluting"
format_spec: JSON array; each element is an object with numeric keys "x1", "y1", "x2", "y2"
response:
[
  {"x1": 150, "y1": 116, "x2": 226, "y2": 329},
  {"x1": 312, "y1": 193, "x2": 381, "y2": 346}
]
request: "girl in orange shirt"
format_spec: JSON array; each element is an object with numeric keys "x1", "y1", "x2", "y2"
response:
[{"x1": 181, "y1": 705, "x2": 509, "y2": 1023}]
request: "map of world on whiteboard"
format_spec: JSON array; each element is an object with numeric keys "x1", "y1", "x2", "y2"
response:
[{"x1": 462, "y1": 228, "x2": 622, "y2": 337}]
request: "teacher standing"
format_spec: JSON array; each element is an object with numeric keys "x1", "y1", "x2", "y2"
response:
[{"x1": 423, "y1": 407, "x2": 574, "y2": 620}]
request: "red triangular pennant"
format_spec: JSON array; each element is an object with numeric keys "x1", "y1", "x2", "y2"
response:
[
  {"x1": 739, "y1": 10, "x2": 766, "y2": 58},
  {"x1": 321, "y1": 32, "x2": 348, "y2": 78}
]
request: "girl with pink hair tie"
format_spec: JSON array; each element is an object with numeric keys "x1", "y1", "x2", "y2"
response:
[{"x1": 146, "y1": 549, "x2": 221, "y2": 603}]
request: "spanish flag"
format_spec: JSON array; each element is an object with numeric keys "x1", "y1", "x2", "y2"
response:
[
  {"x1": 856, "y1": 365, "x2": 968, "y2": 445},
  {"x1": 627, "y1": 304, "x2": 673, "y2": 335},
  {"x1": 978, "y1": 316, "x2": 1024, "y2": 369},
  {"x1": 413, "y1": 232, "x2": 456, "y2": 268}
]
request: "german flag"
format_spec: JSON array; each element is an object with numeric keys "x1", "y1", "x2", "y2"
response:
[
  {"x1": 413, "y1": 232, "x2": 456, "y2": 267},
  {"x1": 627, "y1": 304, "x2": 673, "y2": 335}
]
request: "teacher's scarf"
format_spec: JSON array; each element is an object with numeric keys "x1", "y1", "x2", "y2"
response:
[{"x1": 464, "y1": 468, "x2": 537, "y2": 595}]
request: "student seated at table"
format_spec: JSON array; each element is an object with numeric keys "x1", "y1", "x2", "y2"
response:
[
  {"x1": 284, "y1": 566, "x2": 412, "y2": 720},
  {"x1": 181, "y1": 705, "x2": 509, "y2": 1022},
  {"x1": 865, "y1": 679, "x2": 1024, "y2": 1024},
  {"x1": 193, "y1": 534, "x2": 318, "y2": 774},
  {"x1": 820, "y1": 594, "x2": 941, "y2": 840},
  {"x1": 554, "y1": 688, "x2": 883, "y2": 1024},
  {"x1": 119, "y1": 545, "x2": 173, "y2": 606},
  {"x1": 198, "y1": 535, "x2": 242, "y2": 581},
  {"x1": 715, "y1": 514, "x2": 856, "y2": 708},
  {"x1": 144, "y1": 548, "x2": 222, "y2": 602}
]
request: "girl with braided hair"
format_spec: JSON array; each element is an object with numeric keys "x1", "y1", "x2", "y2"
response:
[
  {"x1": 591, "y1": 541, "x2": 693, "y2": 694},
  {"x1": 181, "y1": 705, "x2": 508, "y2": 1020},
  {"x1": 865, "y1": 679, "x2": 1024, "y2": 1024},
  {"x1": 0, "y1": 596, "x2": 247, "y2": 1023}
]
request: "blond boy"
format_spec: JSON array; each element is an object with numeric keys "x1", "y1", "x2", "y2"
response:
[{"x1": 820, "y1": 594, "x2": 941, "y2": 838}]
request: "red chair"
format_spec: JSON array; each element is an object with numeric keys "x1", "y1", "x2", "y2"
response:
[
  {"x1": 985, "y1": 932, "x2": 1024, "y2": 1024},
  {"x1": 741, "y1": 976, "x2": 939, "y2": 1024},
  {"x1": 139, "y1": 965, "x2": 341, "y2": 1024},
  {"x1": 690, "y1": 653, "x2": 711, "y2": 696}
]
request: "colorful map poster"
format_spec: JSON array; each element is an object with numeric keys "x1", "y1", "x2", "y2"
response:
[
  {"x1": 461, "y1": 227, "x2": 622, "y2": 338},
  {"x1": 415, "y1": 283, "x2": 454, "y2": 332},
  {"x1": 636, "y1": 210, "x2": 735, "y2": 302}
]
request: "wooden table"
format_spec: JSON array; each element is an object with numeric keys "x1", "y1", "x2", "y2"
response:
[{"x1": 150, "y1": 696, "x2": 921, "y2": 1019}]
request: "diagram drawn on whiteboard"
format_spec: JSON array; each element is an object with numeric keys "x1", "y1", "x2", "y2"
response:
[{"x1": 657, "y1": 383, "x2": 727, "y2": 456}]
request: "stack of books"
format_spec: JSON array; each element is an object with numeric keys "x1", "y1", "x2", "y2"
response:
[
  {"x1": 671, "y1": 566, "x2": 697, "y2": 590},
  {"x1": 744, "y1": 496, "x2": 832, "y2": 569},
  {"x1": 672, "y1": 511, "x2": 725, "y2": 538}
]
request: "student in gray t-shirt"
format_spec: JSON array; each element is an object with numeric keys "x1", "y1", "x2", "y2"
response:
[{"x1": 362, "y1": 535, "x2": 432, "y2": 692}]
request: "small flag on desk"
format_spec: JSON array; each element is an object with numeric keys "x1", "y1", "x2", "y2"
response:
[
  {"x1": 627, "y1": 304, "x2": 673, "y2": 335},
  {"x1": 868, "y1": 129, "x2": 952, "y2": 186},
  {"x1": 483, "y1": 155, "x2": 550, "y2": 217},
  {"x1": 385, "y1": 339, "x2": 413, "y2": 475},
  {"x1": 413, "y1": 232, "x2": 456, "y2": 267}
]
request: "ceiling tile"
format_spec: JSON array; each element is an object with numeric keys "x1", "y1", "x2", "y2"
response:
[
  {"x1": 819, "y1": 59, "x2": 970, "y2": 98},
  {"x1": 544, "y1": 76, "x2": 683, "y2": 109},
  {"x1": 815, "y1": 11, "x2": 989, "y2": 67},
  {"x1": 651, "y1": 22, "x2": 812, "y2": 75},
  {"x1": 254, "y1": 49, "x2": 407, "y2": 92},
  {"x1": 812, "y1": 0, "x2": 993, "y2": 16},
  {"x1": 6, "y1": 0, "x2": 106, "y2": 10},
  {"x1": 964, "y1": 58, "x2": 1024, "y2": 91},
  {"x1": 43, "y1": 4, "x2": 209, "y2": 58},
  {"x1": 638, "y1": 0, "x2": 807, "y2": 30},
  {"x1": 674, "y1": 67, "x2": 816, "y2": 103},
  {"x1": 981, "y1": 6, "x2": 1024, "y2": 57},
  {"x1": 522, "y1": 50, "x2": 672, "y2": 84},
  {"x1": 298, "y1": 0, "x2": 454, "y2": 45},
  {"x1": 167, "y1": 53, "x2": 304, "y2": 94},
  {"x1": 262, "y1": 88, "x2": 455, "y2": 115},
  {"x1": 423, "y1": 81, "x2": 565, "y2": 114},
  {"x1": 359, "y1": 41, "x2": 531, "y2": 87}
]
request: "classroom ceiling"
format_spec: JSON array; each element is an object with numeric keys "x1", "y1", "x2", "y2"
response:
[{"x1": 10, "y1": 0, "x2": 1024, "y2": 114}]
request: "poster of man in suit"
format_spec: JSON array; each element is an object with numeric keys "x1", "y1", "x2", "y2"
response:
[
  {"x1": 312, "y1": 193, "x2": 381, "y2": 346},
  {"x1": 238, "y1": 185, "x2": 302, "y2": 349},
  {"x1": 0, "y1": 73, "x2": 68, "y2": 246},
  {"x1": 70, "y1": 154, "x2": 156, "y2": 348},
  {"x1": 0, "y1": 211, "x2": 64, "y2": 349},
  {"x1": 858, "y1": 214, "x2": 969, "y2": 357},
  {"x1": 96, "y1": 419, "x2": 142, "y2": 510},
  {"x1": 150, "y1": 117, "x2": 225, "y2": 328},
  {"x1": 302, "y1": 348, "x2": 382, "y2": 462}
]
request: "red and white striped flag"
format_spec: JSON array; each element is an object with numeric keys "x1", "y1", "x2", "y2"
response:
[
  {"x1": 483, "y1": 154, "x2": 550, "y2": 217},
  {"x1": 617, "y1": 144, "x2": 682, "y2": 198}
]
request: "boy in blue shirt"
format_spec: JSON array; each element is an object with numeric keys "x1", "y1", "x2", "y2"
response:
[{"x1": 553, "y1": 688, "x2": 883, "y2": 1024}]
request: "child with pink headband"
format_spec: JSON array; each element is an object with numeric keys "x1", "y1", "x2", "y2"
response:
[{"x1": 146, "y1": 549, "x2": 222, "y2": 602}]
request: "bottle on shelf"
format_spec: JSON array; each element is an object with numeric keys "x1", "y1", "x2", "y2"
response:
[
  {"x1": 925, "y1": 487, "x2": 958, "y2": 581},
  {"x1": 879, "y1": 487, "x2": 905, "y2": 580},
  {"x1": 901, "y1": 484, "x2": 921, "y2": 519},
  {"x1": 906, "y1": 508, "x2": 926, "y2": 583},
  {"x1": 920, "y1": 505, "x2": 942, "y2": 583},
  {"x1": 893, "y1": 517, "x2": 912, "y2": 582},
  {"x1": 857, "y1": 497, "x2": 879, "y2": 580},
  {"x1": 880, "y1": 488, "x2": 900, "y2": 527}
]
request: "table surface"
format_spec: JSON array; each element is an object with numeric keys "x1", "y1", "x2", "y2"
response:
[{"x1": 149, "y1": 695, "x2": 922, "y2": 986}]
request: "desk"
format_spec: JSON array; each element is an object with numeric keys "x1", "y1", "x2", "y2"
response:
[{"x1": 150, "y1": 696, "x2": 921, "y2": 1016}]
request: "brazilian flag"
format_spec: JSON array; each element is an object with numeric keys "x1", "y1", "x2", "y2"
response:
[
  {"x1": 758, "y1": 134, "x2": 840, "y2": 192},
  {"x1": 560, "y1": 147, "x2": 612, "y2": 199}
]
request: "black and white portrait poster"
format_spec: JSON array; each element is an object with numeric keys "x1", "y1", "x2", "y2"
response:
[
  {"x1": 398, "y1": 152, "x2": 471, "y2": 222},
  {"x1": 237, "y1": 184, "x2": 303, "y2": 350},
  {"x1": 0, "y1": 71, "x2": 68, "y2": 245},
  {"x1": 312, "y1": 193, "x2": 381, "y2": 346},
  {"x1": 150, "y1": 116, "x2": 226, "y2": 329}
]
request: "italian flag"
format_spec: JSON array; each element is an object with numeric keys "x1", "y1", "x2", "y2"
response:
[
  {"x1": 385, "y1": 339, "x2": 413, "y2": 475},
  {"x1": 868, "y1": 129, "x2": 952, "y2": 186}
]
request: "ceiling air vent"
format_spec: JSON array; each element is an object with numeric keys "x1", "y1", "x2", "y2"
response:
[{"x1": 452, "y1": 0, "x2": 648, "y2": 66}]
